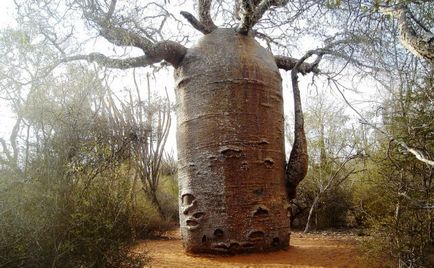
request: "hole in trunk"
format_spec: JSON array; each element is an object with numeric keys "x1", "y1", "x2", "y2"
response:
[
  {"x1": 213, "y1": 243, "x2": 229, "y2": 250},
  {"x1": 248, "y1": 231, "x2": 265, "y2": 240},
  {"x1": 253, "y1": 206, "x2": 269, "y2": 216},
  {"x1": 258, "y1": 139, "x2": 269, "y2": 145},
  {"x1": 214, "y1": 229, "x2": 224, "y2": 238},
  {"x1": 253, "y1": 188, "x2": 264, "y2": 195},
  {"x1": 229, "y1": 242, "x2": 240, "y2": 250},
  {"x1": 182, "y1": 194, "x2": 195, "y2": 206},
  {"x1": 272, "y1": 237, "x2": 280, "y2": 247},
  {"x1": 241, "y1": 161, "x2": 248, "y2": 170},
  {"x1": 193, "y1": 212, "x2": 204, "y2": 219},
  {"x1": 264, "y1": 158, "x2": 274, "y2": 168},
  {"x1": 219, "y1": 146, "x2": 242, "y2": 158},
  {"x1": 242, "y1": 242, "x2": 255, "y2": 248},
  {"x1": 186, "y1": 219, "x2": 199, "y2": 227}
]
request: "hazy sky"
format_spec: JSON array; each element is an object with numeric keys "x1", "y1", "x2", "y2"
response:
[{"x1": 0, "y1": 1, "x2": 17, "y2": 141}]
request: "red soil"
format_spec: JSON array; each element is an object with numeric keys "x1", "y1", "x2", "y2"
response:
[{"x1": 132, "y1": 230, "x2": 373, "y2": 267}]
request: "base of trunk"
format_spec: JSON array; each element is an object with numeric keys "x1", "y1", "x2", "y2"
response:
[{"x1": 181, "y1": 229, "x2": 290, "y2": 254}]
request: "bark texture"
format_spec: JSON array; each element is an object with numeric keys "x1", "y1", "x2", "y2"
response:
[
  {"x1": 396, "y1": 7, "x2": 434, "y2": 62},
  {"x1": 175, "y1": 28, "x2": 289, "y2": 254}
]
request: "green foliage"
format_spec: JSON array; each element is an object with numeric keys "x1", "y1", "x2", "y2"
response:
[{"x1": 352, "y1": 68, "x2": 434, "y2": 267}]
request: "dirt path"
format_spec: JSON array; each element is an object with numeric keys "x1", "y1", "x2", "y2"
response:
[{"x1": 132, "y1": 231, "x2": 370, "y2": 268}]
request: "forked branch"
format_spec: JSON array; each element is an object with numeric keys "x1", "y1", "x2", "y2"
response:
[
  {"x1": 236, "y1": 0, "x2": 289, "y2": 35},
  {"x1": 275, "y1": 55, "x2": 320, "y2": 74}
]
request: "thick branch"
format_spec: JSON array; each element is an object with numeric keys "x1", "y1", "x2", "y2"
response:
[
  {"x1": 180, "y1": 11, "x2": 212, "y2": 34},
  {"x1": 82, "y1": 2, "x2": 153, "y2": 52},
  {"x1": 237, "y1": 0, "x2": 289, "y2": 35},
  {"x1": 198, "y1": 0, "x2": 217, "y2": 33},
  {"x1": 81, "y1": 0, "x2": 186, "y2": 65},
  {"x1": 98, "y1": 25, "x2": 153, "y2": 52},
  {"x1": 180, "y1": 1, "x2": 217, "y2": 34},
  {"x1": 275, "y1": 55, "x2": 320, "y2": 74},
  {"x1": 63, "y1": 41, "x2": 186, "y2": 69},
  {"x1": 381, "y1": 5, "x2": 434, "y2": 62},
  {"x1": 397, "y1": 6, "x2": 434, "y2": 62}
]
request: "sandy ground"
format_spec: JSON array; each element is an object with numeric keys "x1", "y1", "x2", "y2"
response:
[{"x1": 132, "y1": 230, "x2": 372, "y2": 268}]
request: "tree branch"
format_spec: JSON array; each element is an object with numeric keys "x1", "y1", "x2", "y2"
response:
[
  {"x1": 276, "y1": 35, "x2": 369, "y2": 73},
  {"x1": 98, "y1": 24, "x2": 154, "y2": 52},
  {"x1": 81, "y1": 1, "x2": 153, "y2": 52},
  {"x1": 198, "y1": 0, "x2": 217, "y2": 32},
  {"x1": 237, "y1": 0, "x2": 289, "y2": 35},
  {"x1": 60, "y1": 41, "x2": 186, "y2": 69},
  {"x1": 106, "y1": 0, "x2": 117, "y2": 19},
  {"x1": 275, "y1": 55, "x2": 320, "y2": 74},
  {"x1": 381, "y1": 5, "x2": 434, "y2": 62},
  {"x1": 180, "y1": 11, "x2": 212, "y2": 34},
  {"x1": 180, "y1": 0, "x2": 218, "y2": 34}
]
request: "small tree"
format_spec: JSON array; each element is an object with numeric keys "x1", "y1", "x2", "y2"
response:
[{"x1": 288, "y1": 92, "x2": 365, "y2": 232}]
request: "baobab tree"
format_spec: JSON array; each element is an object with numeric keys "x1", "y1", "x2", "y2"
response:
[
  {"x1": 62, "y1": 0, "x2": 315, "y2": 254},
  {"x1": 15, "y1": 0, "x2": 429, "y2": 255}
]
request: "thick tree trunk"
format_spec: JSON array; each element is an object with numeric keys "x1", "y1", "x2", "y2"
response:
[{"x1": 174, "y1": 29, "x2": 289, "y2": 254}]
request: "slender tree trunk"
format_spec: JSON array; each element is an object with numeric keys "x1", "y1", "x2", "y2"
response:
[
  {"x1": 148, "y1": 189, "x2": 165, "y2": 220},
  {"x1": 304, "y1": 195, "x2": 320, "y2": 233}
]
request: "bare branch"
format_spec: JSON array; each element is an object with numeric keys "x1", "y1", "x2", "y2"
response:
[
  {"x1": 237, "y1": 0, "x2": 289, "y2": 35},
  {"x1": 380, "y1": 5, "x2": 434, "y2": 62},
  {"x1": 198, "y1": 0, "x2": 217, "y2": 32},
  {"x1": 106, "y1": 0, "x2": 117, "y2": 19},
  {"x1": 276, "y1": 35, "x2": 372, "y2": 73},
  {"x1": 180, "y1": 11, "x2": 211, "y2": 34},
  {"x1": 398, "y1": 192, "x2": 434, "y2": 210},
  {"x1": 60, "y1": 41, "x2": 186, "y2": 69},
  {"x1": 181, "y1": 0, "x2": 217, "y2": 34},
  {"x1": 98, "y1": 24, "x2": 154, "y2": 52},
  {"x1": 275, "y1": 55, "x2": 320, "y2": 74}
]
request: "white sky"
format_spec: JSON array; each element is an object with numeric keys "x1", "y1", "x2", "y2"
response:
[{"x1": 0, "y1": 1, "x2": 17, "y2": 141}]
